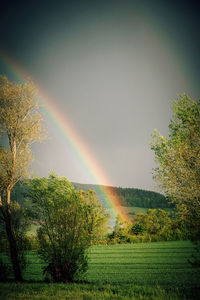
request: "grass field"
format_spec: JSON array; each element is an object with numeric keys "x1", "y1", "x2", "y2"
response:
[
  {"x1": 123, "y1": 206, "x2": 148, "y2": 215},
  {"x1": 85, "y1": 241, "x2": 199, "y2": 286},
  {"x1": 0, "y1": 241, "x2": 200, "y2": 299},
  {"x1": 20, "y1": 241, "x2": 198, "y2": 286},
  {"x1": 124, "y1": 206, "x2": 173, "y2": 216}
]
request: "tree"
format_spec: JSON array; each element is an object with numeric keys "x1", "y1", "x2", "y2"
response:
[
  {"x1": 151, "y1": 94, "x2": 200, "y2": 239},
  {"x1": 108, "y1": 215, "x2": 133, "y2": 244},
  {"x1": 0, "y1": 76, "x2": 45, "y2": 281},
  {"x1": 132, "y1": 209, "x2": 171, "y2": 236},
  {"x1": 29, "y1": 174, "x2": 109, "y2": 282}
]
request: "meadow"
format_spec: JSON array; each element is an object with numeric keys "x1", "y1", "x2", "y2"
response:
[
  {"x1": 123, "y1": 206, "x2": 173, "y2": 216},
  {"x1": 0, "y1": 241, "x2": 199, "y2": 299}
]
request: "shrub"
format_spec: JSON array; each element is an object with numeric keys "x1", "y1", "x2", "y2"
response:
[{"x1": 30, "y1": 174, "x2": 109, "y2": 282}]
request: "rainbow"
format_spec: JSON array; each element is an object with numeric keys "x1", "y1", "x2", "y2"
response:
[{"x1": 0, "y1": 52, "x2": 130, "y2": 222}]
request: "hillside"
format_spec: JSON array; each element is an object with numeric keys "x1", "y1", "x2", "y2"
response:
[
  {"x1": 72, "y1": 182, "x2": 171, "y2": 209},
  {"x1": 10, "y1": 181, "x2": 172, "y2": 221}
]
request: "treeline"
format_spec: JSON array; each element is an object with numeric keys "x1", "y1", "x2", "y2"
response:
[
  {"x1": 73, "y1": 183, "x2": 171, "y2": 209},
  {"x1": 108, "y1": 209, "x2": 191, "y2": 244},
  {"x1": 11, "y1": 181, "x2": 171, "y2": 213},
  {"x1": 8, "y1": 181, "x2": 193, "y2": 249}
]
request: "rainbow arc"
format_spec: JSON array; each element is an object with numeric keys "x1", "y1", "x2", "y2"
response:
[{"x1": 0, "y1": 53, "x2": 130, "y2": 221}]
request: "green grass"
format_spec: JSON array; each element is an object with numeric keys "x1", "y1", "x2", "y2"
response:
[
  {"x1": 0, "y1": 282, "x2": 196, "y2": 300},
  {"x1": 2, "y1": 241, "x2": 199, "y2": 285},
  {"x1": 124, "y1": 206, "x2": 173, "y2": 216},
  {"x1": 85, "y1": 241, "x2": 199, "y2": 287},
  {"x1": 124, "y1": 206, "x2": 148, "y2": 215},
  {"x1": 1, "y1": 241, "x2": 199, "y2": 299}
]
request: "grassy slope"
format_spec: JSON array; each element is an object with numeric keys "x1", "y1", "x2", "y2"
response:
[
  {"x1": 123, "y1": 206, "x2": 148, "y2": 215},
  {"x1": 124, "y1": 206, "x2": 173, "y2": 218},
  {"x1": 1, "y1": 241, "x2": 199, "y2": 299}
]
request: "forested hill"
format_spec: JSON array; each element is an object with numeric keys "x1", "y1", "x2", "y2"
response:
[
  {"x1": 11, "y1": 180, "x2": 171, "y2": 210},
  {"x1": 72, "y1": 183, "x2": 171, "y2": 209}
]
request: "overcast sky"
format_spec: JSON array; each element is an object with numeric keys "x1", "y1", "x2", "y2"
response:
[{"x1": 0, "y1": 0, "x2": 200, "y2": 191}]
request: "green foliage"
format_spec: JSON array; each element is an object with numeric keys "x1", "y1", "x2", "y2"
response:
[
  {"x1": 29, "y1": 174, "x2": 109, "y2": 282},
  {"x1": 117, "y1": 187, "x2": 170, "y2": 208},
  {"x1": 11, "y1": 182, "x2": 37, "y2": 220},
  {"x1": 73, "y1": 183, "x2": 171, "y2": 209},
  {"x1": 9, "y1": 203, "x2": 30, "y2": 270},
  {"x1": 108, "y1": 208, "x2": 192, "y2": 244},
  {"x1": 0, "y1": 76, "x2": 46, "y2": 281},
  {"x1": 0, "y1": 76, "x2": 46, "y2": 190},
  {"x1": 151, "y1": 94, "x2": 200, "y2": 239},
  {"x1": 132, "y1": 223, "x2": 146, "y2": 235},
  {"x1": 108, "y1": 209, "x2": 171, "y2": 243},
  {"x1": 107, "y1": 216, "x2": 133, "y2": 244},
  {"x1": 0, "y1": 259, "x2": 12, "y2": 282},
  {"x1": 0, "y1": 202, "x2": 30, "y2": 271},
  {"x1": 133, "y1": 209, "x2": 171, "y2": 235},
  {"x1": 8, "y1": 181, "x2": 171, "y2": 224},
  {"x1": 131, "y1": 209, "x2": 192, "y2": 242}
]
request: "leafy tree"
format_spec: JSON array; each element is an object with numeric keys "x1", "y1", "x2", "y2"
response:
[
  {"x1": 151, "y1": 94, "x2": 200, "y2": 239},
  {"x1": 108, "y1": 216, "x2": 133, "y2": 244},
  {"x1": 132, "y1": 209, "x2": 171, "y2": 236},
  {"x1": 132, "y1": 222, "x2": 146, "y2": 236},
  {"x1": 0, "y1": 76, "x2": 45, "y2": 281},
  {"x1": 29, "y1": 174, "x2": 109, "y2": 282}
]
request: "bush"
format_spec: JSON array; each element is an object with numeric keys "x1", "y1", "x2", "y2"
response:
[
  {"x1": 30, "y1": 174, "x2": 109, "y2": 282},
  {"x1": 132, "y1": 223, "x2": 146, "y2": 235},
  {"x1": 40, "y1": 239, "x2": 88, "y2": 282}
]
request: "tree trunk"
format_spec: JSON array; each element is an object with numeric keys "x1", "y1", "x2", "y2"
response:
[
  {"x1": 6, "y1": 188, "x2": 11, "y2": 206},
  {"x1": 5, "y1": 211, "x2": 23, "y2": 281},
  {"x1": 5, "y1": 188, "x2": 23, "y2": 282}
]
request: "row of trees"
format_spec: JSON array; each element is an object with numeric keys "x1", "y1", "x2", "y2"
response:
[
  {"x1": 108, "y1": 209, "x2": 191, "y2": 244},
  {"x1": 115, "y1": 187, "x2": 170, "y2": 208}
]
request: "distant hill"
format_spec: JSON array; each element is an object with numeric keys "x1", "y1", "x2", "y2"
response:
[
  {"x1": 72, "y1": 182, "x2": 171, "y2": 209},
  {"x1": 10, "y1": 181, "x2": 172, "y2": 221}
]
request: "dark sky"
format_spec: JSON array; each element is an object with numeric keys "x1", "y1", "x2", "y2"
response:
[{"x1": 0, "y1": 0, "x2": 200, "y2": 190}]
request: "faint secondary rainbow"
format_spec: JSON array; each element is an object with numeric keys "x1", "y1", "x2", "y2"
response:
[{"x1": 0, "y1": 52, "x2": 130, "y2": 221}]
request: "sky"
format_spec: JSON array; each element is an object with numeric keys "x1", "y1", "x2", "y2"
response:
[{"x1": 0, "y1": 0, "x2": 200, "y2": 191}]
